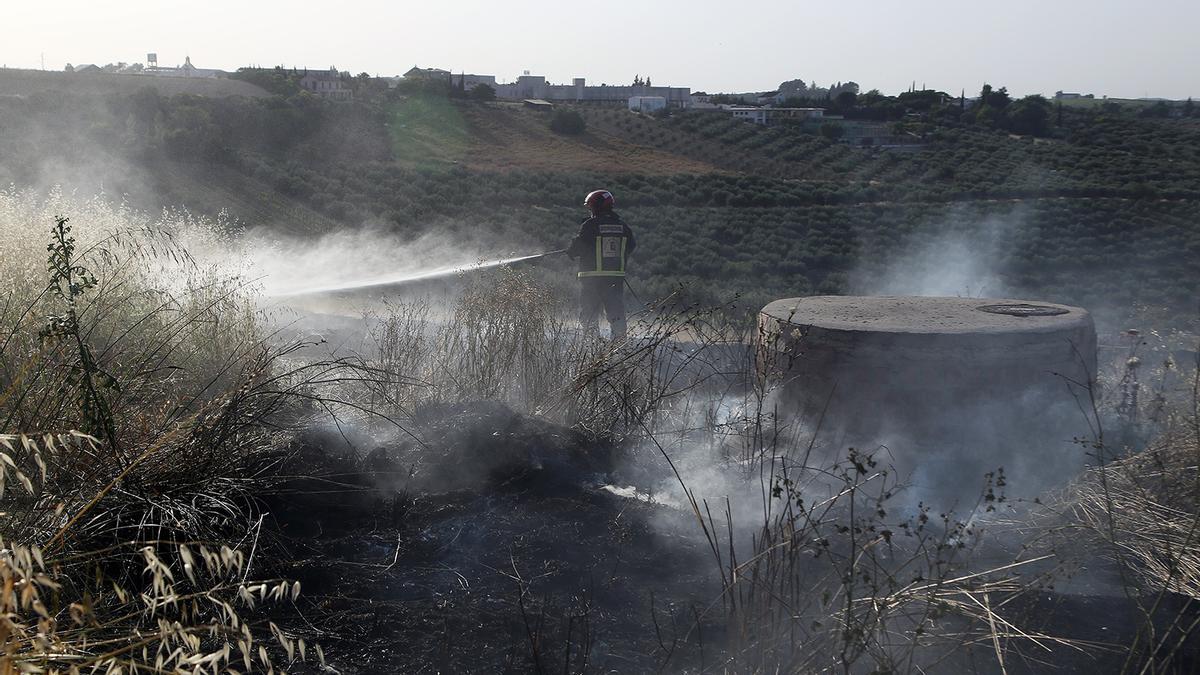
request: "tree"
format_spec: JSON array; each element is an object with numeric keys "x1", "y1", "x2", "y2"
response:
[
  {"x1": 778, "y1": 78, "x2": 809, "y2": 99},
  {"x1": 645, "y1": 76, "x2": 651, "y2": 87},
  {"x1": 471, "y1": 83, "x2": 496, "y2": 102},
  {"x1": 975, "y1": 104, "x2": 1003, "y2": 128},
  {"x1": 979, "y1": 83, "x2": 1011, "y2": 109},
  {"x1": 974, "y1": 83, "x2": 1014, "y2": 129},
  {"x1": 897, "y1": 89, "x2": 944, "y2": 112},
  {"x1": 860, "y1": 89, "x2": 884, "y2": 104},
  {"x1": 1005, "y1": 95, "x2": 1051, "y2": 135}
]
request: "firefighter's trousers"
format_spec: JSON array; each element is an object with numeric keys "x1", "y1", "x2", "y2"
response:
[{"x1": 579, "y1": 277, "x2": 626, "y2": 340}]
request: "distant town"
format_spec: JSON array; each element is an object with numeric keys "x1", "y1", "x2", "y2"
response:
[{"x1": 6, "y1": 52, "x2": 1191, "y2": 151}]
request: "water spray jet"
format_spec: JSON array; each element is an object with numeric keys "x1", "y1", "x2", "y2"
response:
[{"x1": 265, "y1": 249, "x2": 566, "y2": 298}]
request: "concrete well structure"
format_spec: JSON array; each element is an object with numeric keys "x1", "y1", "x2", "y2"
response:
[{"x1": 758, "y1": 296, "x2": 1098, "y2": 504}]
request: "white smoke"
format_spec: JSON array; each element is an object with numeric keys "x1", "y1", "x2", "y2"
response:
[
  {"x1": 850, "y1": 210, "x2": 1025, "y2": 299},
  {"x1": 172, "y1": 221, "x2": 556, "y2": 302}
]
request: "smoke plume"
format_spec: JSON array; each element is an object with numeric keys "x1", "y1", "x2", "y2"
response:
[{"x1": 850, "y1": 209, "x2": 1025, "y2": 299}]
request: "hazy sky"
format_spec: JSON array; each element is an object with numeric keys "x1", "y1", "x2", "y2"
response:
[{"x1": 6, "y1": 0, "x2": 1199, "y2": 99}]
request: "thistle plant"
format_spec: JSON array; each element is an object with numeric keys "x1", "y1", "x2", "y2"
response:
[{"x1": 39, "y1": 216, "x2": 123, "y2": 464}]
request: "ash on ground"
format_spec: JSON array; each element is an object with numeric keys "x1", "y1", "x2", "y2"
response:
[
  {"x1": 266, "y1": 402, "x2": 716, "y2": 673},
  {"x1": 261, "y1": 401, "x2": 1200, "y2": 673}
]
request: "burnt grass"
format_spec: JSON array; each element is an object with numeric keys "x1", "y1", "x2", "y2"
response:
[
  {"x1": 263, "y1": 402, "x2": 718, "y2": 673},
  {"x1": 252, "y1": 400, "x2": 1200, "y2": 673}
]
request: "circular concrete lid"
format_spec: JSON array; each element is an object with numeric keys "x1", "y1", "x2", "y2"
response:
[{"x1": 761, "y1": 296, "x2": 1091, "y2": 335}]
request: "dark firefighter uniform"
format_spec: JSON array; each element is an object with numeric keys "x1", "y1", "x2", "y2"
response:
[{"x1": 566, "y1": 210, "x2": 636, "y2": 339}]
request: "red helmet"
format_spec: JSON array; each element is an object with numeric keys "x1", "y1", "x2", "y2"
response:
[{"x1": 583, "y1": 189, "x2": 615, "y2": 213}]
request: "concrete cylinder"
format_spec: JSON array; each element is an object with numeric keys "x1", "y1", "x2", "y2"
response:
[{"x1": 758, "y1": 296, "x2": 1098, "y2": 505}]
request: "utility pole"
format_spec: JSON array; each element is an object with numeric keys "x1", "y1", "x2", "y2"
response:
[{"x1": 41, "y1": 52, "x2": 45, "y2": 70}]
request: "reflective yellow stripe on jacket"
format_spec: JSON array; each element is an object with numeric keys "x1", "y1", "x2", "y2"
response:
[{"x1": 578, "y1": 226, "x2": 627, "y2": 278}]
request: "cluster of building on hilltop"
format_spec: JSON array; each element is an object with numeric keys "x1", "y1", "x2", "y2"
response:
[
  {"x1": 58, "y1": 56, "x2": 917, "y2": 147},
  {"x1": 404, "y1": 67, "x2": 874, "y2": 133},
  {"x1": 404, "y1": 66, "x2": 694, "y2": 108},
  {"x1": 67, "y1": 55, "x2": 225, "y2": 79},
  {"x1": 301, "y1": 64, "x2": 923, "y2": 149},
  {"x1": 55, "y1": 57, "x2": 872, "y2": 130},
  {"x1": 65, "y1": 54, "x2": 357, "y2": 101}
]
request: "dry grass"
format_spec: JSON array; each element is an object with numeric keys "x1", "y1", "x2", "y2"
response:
[
  {"x1": 0, "y1": 188, "x2": 343, "y2": 671},
  {"x1": 1045, "y1": 332, "x2": 1200, "y2": 595},
  {"x1": 1065, "y1": 427, "x2": 1200, "y2": 598},
  {"x1": 364, "y1": 267, "x2": 739, "y2": 442},
  {"x1": 1005, "y1": 347, "x2": 1200, "y2": 668},
  {"x1": 0, "y1": 436, "x2": 320, "y2": 673}
]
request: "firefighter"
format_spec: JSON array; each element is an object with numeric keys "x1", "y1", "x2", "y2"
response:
[{"x1": 566, "y1": 189, "x2": 636, "y2": 340}]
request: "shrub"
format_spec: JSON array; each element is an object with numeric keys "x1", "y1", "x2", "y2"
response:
[
  {"x1": 550, "y1": 109, "x2": 586, "y2": 135},
  {"x1": 819, "y1": 122, "x2": 846, "y2": 140},
  {"x1": 471, "y1": 83, "x2": 496, "y2": 102}
]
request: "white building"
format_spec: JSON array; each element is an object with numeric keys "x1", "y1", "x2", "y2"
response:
[
  {"x1": 628, "y1": 96, "x2": 667, "y2": 113},
  {"x1": 726, "y1": 106, "x2": 825, "y2": 126}
]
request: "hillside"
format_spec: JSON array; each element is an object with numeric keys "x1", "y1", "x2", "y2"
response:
[
  {"x1": 1, "y1": 84, "x2": 1197, "y2": 328},
  {"x1": 0, "y1": 67, "x2": 270, "y2": 99},
  {"x1": 382, "y1": 95, "x2": 718, "y2": 173}
]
